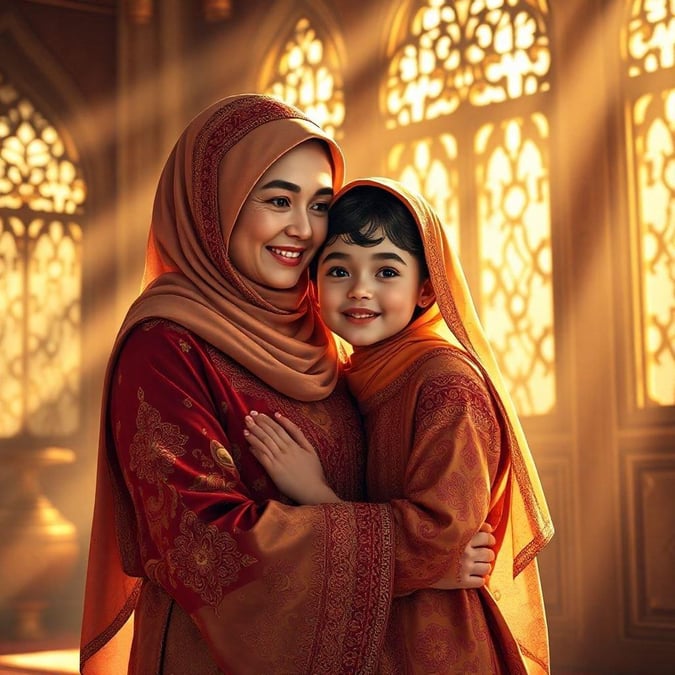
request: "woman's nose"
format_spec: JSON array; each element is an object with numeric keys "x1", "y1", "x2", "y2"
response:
[{"x1": 284, "y1": 212, "x2": 312, "y2": 239}]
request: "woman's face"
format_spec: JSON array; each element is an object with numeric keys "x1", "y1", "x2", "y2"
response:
[{"x1": 228, "y1": 140, "x2": 334, "y2": 290}]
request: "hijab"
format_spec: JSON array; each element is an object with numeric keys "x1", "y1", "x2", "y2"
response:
[
  {"x1": 133, "y1": 93, "x2": 344, "y2": 400},
  {"x1": 81, "y1": 94, "x2": 345, "y2": 672}
]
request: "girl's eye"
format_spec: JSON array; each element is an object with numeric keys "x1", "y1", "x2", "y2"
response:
[
  {"x1": 269, "y1": 196, "x2": 291, "y2": 208},
  {"x1": 377, "y1": 267, "x2": 399, "y2": 279},
  {"x1": 310, "y1": 201, "x2": 330, "y2": 213},
  {"x1": 326, "y1": 266, "x2": 349, "y2": 278}
]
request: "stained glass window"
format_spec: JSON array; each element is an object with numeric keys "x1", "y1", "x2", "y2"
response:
[
  {"x1": 0, "y1": 71, "x2": 85, "y2": 437},
  {"x1": 385, "y1": 0, "x2": 554, "y2": 416},
  {"x1": 262, "y1": 17, "x2": 345, "y2": 139}
]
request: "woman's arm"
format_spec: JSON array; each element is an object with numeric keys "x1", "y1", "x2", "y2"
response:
[{"x1": 245, "y1": 410, "x2": 496, "y2": 589}]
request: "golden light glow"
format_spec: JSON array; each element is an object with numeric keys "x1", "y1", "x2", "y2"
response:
[
  {"x1": 631, "y1": 88, "x2": 675, "y2": 406},
  {"x1": 476, "y1": 115, "x2": 555, "y2": 415},
  {"x1": 0, "y1": 649, "x2": 78, "y2": 673},
  {"x1": 383, "y1": 1, "x2": 554, "y2": 416},
  {"x1": 625, "y1": 0, "x2": 675, "y2": 76},
  {"x1": 387, "y1": 135, "x2": 461, "y2": 252},
  {"x1": 385, "y1": 0, "x2": 550, "y2": 128},
  {"x1": 0, "y1": 73, "x2": 84, "y2": 438}
]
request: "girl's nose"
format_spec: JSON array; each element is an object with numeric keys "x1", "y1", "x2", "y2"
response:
[{"x1": 347, "y1": 279, "x2": 372, "y2": 299}]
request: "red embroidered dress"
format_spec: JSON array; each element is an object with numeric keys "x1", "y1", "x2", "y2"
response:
[
  {"x1": 80, "y1": 96, "x2": 394, "y2": 674},
  {"x1": 112, "y1": 320, "x2": 391, "y2": 673}
]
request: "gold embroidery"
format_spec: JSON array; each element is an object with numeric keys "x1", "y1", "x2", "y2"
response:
[
  {"x1": 129, "y1": 391, "x2": 188, "y2": 484},
  {"x1": 211, "y1": 439, "x2": 234, "y2": 468},
  {"x1": 167, "y1": 509, "x2": 257, "y2": 607}
]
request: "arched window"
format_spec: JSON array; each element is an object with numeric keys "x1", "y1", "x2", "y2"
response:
[
  {"x1": 622, "y1": 1, "x2": 675, "y2": 408},
  {"x1": 0, "y1": 69, "x2": 85, "y2": 439},
  {"x1": 384, "y1": 0, "x2": 554, "y2": 416},
  {"x1": 258, "y1": 15, "x2": 345, "y2": 139}
]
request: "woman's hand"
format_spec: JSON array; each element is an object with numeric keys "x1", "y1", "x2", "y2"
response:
[
  {"x1": 430, "y1": 523, "x2": 496, "y2": 590},
  {"x1": 245, "y1": 411, "x2": 341, "y2": 504}
]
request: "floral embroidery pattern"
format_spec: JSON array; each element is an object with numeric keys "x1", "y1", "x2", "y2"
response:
[
  {"x1": 414, "y1": 623, "x2": 458, "y2": 672},
  {"x1": 435, "y1": 470, "x2": 470, "y2": 522},
  {"x1": 129, "y1": 389, "x2": 188, "y2": 484},
  {"x1": 168, "y1": 509, "x2": 257, "y2": 607}
]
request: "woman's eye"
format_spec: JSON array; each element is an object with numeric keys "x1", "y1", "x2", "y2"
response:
[
  {"x1": 326, "y1": 266, "x2": 349, "y2": 278},
  {"x1": 269, "y1": 196, "x2": 291, "y2": 208}
]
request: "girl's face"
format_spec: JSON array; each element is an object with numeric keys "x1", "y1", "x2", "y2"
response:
[
  {"x1": 316, "y1": 229, "x2": 434, "y2": 346},
  {"x1": 228, "y1": 141, "x2": 334, "y2": 289}
]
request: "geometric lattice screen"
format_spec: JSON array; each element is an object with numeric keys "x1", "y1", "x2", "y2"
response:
[{"x1": 624, "y1": 0, "x2": 675, "y2": 407}]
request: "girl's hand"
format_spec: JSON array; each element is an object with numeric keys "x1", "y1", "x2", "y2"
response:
[
  {"x1": 245, "y1": 411, "x2": 341, "y2": 504},
  {"x1": 431, "y1": 523, "x2": 496, "y2": 590}
]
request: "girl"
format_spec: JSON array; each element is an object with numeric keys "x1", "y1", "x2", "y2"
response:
[{"x1": 246, "y1": 178, "x2": 554, "y2": 674}]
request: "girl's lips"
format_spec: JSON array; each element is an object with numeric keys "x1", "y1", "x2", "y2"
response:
[
  {"x1": 342, "y1": 309, "x2": 380, "y2": 324},
  {"x1": 267, "y1": 246, "x2": 305, "y2": 267}
]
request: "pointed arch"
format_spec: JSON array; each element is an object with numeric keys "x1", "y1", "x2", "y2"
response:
[{"x1": 255, "y1": 3, "x2": 346, "y2": 139}]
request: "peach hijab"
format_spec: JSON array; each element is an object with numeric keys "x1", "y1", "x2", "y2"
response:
[
  {"x1": 136, "y1": 93, "x2": 344, "y2": 400},
  {"x1": 80, "y1": 94, "x2": 344, "y2": 672},
  {"x1": 340, "y1": 177, "x2": 554, "y2": 673}
]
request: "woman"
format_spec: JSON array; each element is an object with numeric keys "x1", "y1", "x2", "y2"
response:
[{"x1": 80, "y1": 95, "x2": 492, "y2": 674}]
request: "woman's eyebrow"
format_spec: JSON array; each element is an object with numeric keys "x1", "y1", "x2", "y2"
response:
[{"x1": 259, "y1": 179, "x2": 333, "y2": 198}]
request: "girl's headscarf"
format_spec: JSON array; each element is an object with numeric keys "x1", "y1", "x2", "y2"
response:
[
  {"x1": 81, "y1": 94, "x2": 345, "y2": 672},
  {"x1": 340, "y1": 177, "x2": 554, "y2": 674}
]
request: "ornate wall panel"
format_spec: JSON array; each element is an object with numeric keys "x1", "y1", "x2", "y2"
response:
[{"x1": 622, "y1": 448, "x2": 675, "y2": 640}]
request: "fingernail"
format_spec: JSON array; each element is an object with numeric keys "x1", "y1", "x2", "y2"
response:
[
  {"x1": 274, "y1": 412, "x2": 281, "y2": 419},
  {"x1": 250, "y1": 410, "x2": 258, "y2": 416},
  {"x1": 243, "y1": 429, "x2": 249, "y2": 436}
]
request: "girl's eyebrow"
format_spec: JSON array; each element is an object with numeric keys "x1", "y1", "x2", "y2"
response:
[
  {"x1": 321, "y1": 251, "x2": 408, "y2": 264},
  {"x1": 259, "y1": 179, "x2": 333, "y2": 198}
]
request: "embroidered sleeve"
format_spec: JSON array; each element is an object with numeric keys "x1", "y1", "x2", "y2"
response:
[{"x1": 390, "y1": 357, "x2": 502, "y2": 596}]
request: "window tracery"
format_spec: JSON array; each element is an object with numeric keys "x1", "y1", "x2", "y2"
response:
[
  {"x1": 261, "y1": 17, "x2": 345, "y2": 139},
  {"x1": 0, "y1": 71, "x2": 84, "y2": 437},
  {"x1": 622, "y1": 0, "x2": 675, "y2": 406}
]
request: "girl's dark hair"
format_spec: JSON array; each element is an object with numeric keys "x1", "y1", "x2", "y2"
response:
[{"x1": 318, "y1": 185, "x2": 428, "y2": 278}]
